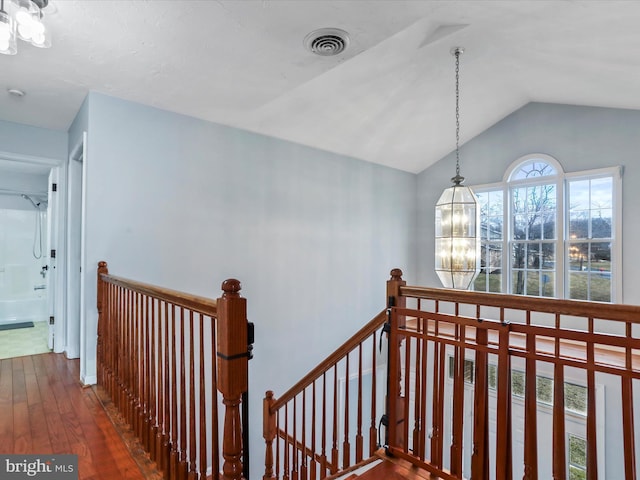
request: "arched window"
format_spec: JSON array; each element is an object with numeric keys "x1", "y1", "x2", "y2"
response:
[{"x1": 473, "y1": 154, "x2": 621, "y2": 302}]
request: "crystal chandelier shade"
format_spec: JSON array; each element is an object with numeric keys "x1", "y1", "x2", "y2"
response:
[{"x1": 434, "y1": 47, "x2": 481, "y2": 290}]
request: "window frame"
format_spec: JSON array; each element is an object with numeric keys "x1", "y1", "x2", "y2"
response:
[{"x1": 471, "y1": 154, "x2": 622, "y2": 302}]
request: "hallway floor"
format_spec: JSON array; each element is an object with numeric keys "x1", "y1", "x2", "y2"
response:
[{"x1": 0, "y1": 353, "x2": 150, "y2": 479}]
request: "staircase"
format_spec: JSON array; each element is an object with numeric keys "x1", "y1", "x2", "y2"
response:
[{"x1": 341, "y1": 452, "x2": 437, "y2": 480}]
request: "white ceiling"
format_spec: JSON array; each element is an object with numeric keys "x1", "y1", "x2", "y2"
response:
[{"x1": 2, "y1": 0, "x2": 640, "y2": 174}]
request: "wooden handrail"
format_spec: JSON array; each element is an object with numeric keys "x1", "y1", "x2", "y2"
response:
[
  {"x1": 400, "y1": 285, "x2": 640, "y2": 322},
  {"x1": 389, "y1": 273, "x2": 640, "y2": 480},
  {"x1": 97, "y1": 261, "x2": 249, "y2": 480},
  {"x1": 263, "y1": 270, "x2": 406, "y2": 480},
  {"x1": 100, "y1": 273, "x2": 218, "y2": 317},
  {"x1": 270, "y1": 309, "x2": 387, "y2": 411}
]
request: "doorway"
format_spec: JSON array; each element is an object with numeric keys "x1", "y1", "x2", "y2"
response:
[{"x1": 0, "y1": 166, "x2": 53, "y2": 359}]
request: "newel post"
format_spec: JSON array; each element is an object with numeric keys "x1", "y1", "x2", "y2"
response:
[
  {"x1": 385, "y1": 268, "x2": 406, "y2": 451},
  {"x1": 263, "y1": 390, "x2": 276, "y2": 480},
  {"x1": 217, "y1": 279, "x2": 248, "y2": 480},
  {"x1": 97, "y1": 261, "x2": 109, "y2": 386}
]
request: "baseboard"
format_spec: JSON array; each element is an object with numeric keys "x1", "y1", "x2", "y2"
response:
[{"x1": 81, "y1": 374, "x2": 97, "y2": 386}]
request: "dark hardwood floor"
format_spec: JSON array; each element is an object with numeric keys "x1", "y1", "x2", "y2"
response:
[{"x1": 0, "y1": 353, "x2": 149, "y2": 479}]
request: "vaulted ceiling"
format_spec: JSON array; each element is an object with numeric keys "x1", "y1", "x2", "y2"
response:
[{"x1": 2, "y1": 0, "x2": 640, "y2": 173}]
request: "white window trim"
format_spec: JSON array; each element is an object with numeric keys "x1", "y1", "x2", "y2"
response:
[{"x1": 471, "y1": 156, "x2": 622, "y2": 302}]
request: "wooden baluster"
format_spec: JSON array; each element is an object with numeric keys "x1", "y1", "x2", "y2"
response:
[
  {"x1": 169, "y1": 304, "x2": 179, "y2": 478},
  {"x1": 369, "y1": 331, "x2": 377, "y2": 457},
  {"x1": 343, "y1": 355, "x2": 350, "y2": 469},
  {"x1": 419, "y1": 316, "x2": 428, "y2": 460},
  {"x1": 97, "y1": 262, "x2": 108, "y2": 386},
  {"x1": 523, "y1": 316, "x2": 538, "y2": 480},
  {"x1": 211, "y1": 317, "x2": 220, "y2": 480},
  {"x1": 496, "y1": 321, "x2": 513, "y2": 480},
  {"x1": 450, "y1": 310, "x2": 465, "y2": 476},
  {"x1": 135, "y1": 293, "x2": 144, "y2": 445},
  {"x1": 310, "y1": 381, "x2": 317, "y2": 480},
  {"x1": 321, "y1": 372, "x2": 328, "y2": 479},
  {"x1": 199, "y1": 313, "x2": 208, "y2": 480},
  {"x1": 162, "y1": 301, "x2": 171, "y2": 476},
  {"x1": 263, "y1": 391, "x2": 276, "y2": 480},
  {"x1": 126, "y1": 289, "x2": 133, "y2": 426},
  {"x1": 150, "y1": 297, "x2": 159, "y2": 463},
  {"x1": 331, "y1": 365, "x2": 338, "y2": 474},
  {"x1": 552, "y1": 314, "x2": 566, "y2": 480},
  {"x1": 356, "y1": 343, "x2": 363, "y2": 463},
  {"x1": 431, "y1": 314, "x2": 445, "y2": 469},
  {"x1": 142, "y1": 294, "x2": 150, "y2": 452},
  {"x1": 276, "y1": 412, "x2": 281, "y2": 480},
  {"x1": 284, "y1": 403, "x2": 290, "y2": 480},
  {"x1": 133, "y1": 290, "x2": 140, "y2": 431},
  {"x1": 413, "y1": 322, "x2": 422, "y2": 457},
  {"x1": 471, "y1": 326, "x2": 489, "y2": 479},
  {"x1": 189, "y1": 311, "x2": 196, "y2": 480},
  {"x1": 586, "y1": 318, "x2": 598, "y2": 480},
  {"x1": 216, "y1": 278, "x2": 248, "y2": 480},
  {"x1": 156, "y1": 300, "x2": 166, "y2": 474},
  {"x1": 292, "y1": 396, "x2": 298, "y2": 480},
  {"x1": 178, "y1": 308, "x2": 187, "y2": 480},
  {"x1": 403, "y1": 330, "x2": 411, "y2": 453},
  {"x1": 622, "y1": 322, "x2": 637, "y2": 480},
  {"x1": 302, "y1": 388, "x2": 308, "y2": 480}
]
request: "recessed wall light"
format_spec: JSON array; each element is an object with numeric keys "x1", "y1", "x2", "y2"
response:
[{"x1": 7, "y1": 88, "x2": 26, "y2": 97}]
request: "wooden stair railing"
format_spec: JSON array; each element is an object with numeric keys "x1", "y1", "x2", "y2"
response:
[
  {"x1": 96, "y1": 261, "x2": 251, "y2": 480},
  {"x1": 262, "y1": 270, "x2": 407, "y2": 480},
  {"x1": 386, "y1": 270, "x2": 640, "y2": 480}
]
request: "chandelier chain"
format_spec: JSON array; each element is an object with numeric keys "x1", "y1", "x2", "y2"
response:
[{"x1": 455, "y1": 48, "x2": 461, "y2": 178}]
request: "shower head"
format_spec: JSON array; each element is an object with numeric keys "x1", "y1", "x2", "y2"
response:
[{"x1": 21, "y1": 194, "x2": 46, "y2": 210}]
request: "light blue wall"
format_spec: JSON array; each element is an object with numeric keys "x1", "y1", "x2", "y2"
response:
[
  {"x1": 417, "y1": 102, "x2": 640, "y2": 303},
  {"x1": 81, "y1": 92, "x2": 417, "y2": 474},
  {"x1": 0, "y1": 119, "x2": 67, "y2": 161}
]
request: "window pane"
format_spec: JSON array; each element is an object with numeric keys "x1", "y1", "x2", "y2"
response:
[
  {"x1": 591, "y1": 177, "x2": 612, "y2": 210},
  {"x1": 537, "y1": 376, "x2": 553, "y2": 404},
  {"x1": 569, "y1": 211, "x2": 589, "y2": 239},
  {"x1": 541, "y1": 272, "x2": 555, "y2": 297},
  {"x1": 512, "y1": 370, "x2": 525, "y2": 397},
  {"x1": 513, "y1": 214, "x2": 527, "y2": 239},
  {"x1": 569, "y1": 242, "x2": 589, "y2": 271},
  {"x1": 565, "y1": 383, "x2": 587, "y2": 414},
  {"x1": 464, "y1": 359, "x2": 474, "y2": 384},
  {"x1": 592, "y1": 211, "x2": 612, "y2": 238},
  {"x1": 528, "y1": 271, "x2": 540, "y2": 296},
  {"x1": 512, "y1": 243, "x2": 526, "y2": 269},
  {"x1": 529, "y1": 215, "x2": 542, "y2": 240},
  {"x1": 488, "y1": 364, "x2": 497, "y2": 390},
  {"x1": 527, "y1": 243, "x2": 541, "y2": 268},
  {"x1": 542, "y1": 243, "x2": 555, "y2": 270},
  {"x1": 512, "y1": 270, "x2": 526, "y2": 295},
  {"x1": 512, "y1": 188, "x2": 527, "y2": 215},
  {"x1": 543, "y1": 211, "x2": 556, "y2": 239},
  {"x1": 511, "y1": 160, "x2": 557, "y2": 180},
  {"x1": 569, "y1": 272, "x2": 588, "y2": 300},
  {"x1": 569, "y1": 466, "x2": 587, "y2": 480},
  {"x1": 569, "y1": 180, "x2": 590, "y2": 211},
  {"x1": 569, "y1": 435, "x2": 587, "y2": 467}
]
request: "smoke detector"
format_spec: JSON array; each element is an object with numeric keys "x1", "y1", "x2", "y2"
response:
[{"x1": 304, "y1": 28, "x2": 350, "y2": 56}]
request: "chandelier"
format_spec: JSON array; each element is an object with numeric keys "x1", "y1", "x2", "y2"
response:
[
  {"x1": 0, "y1": 0, "x2": 52, "y2": 55},
  {"x1": 434, "y1": 47, "x2": 481, "y2": 290}
]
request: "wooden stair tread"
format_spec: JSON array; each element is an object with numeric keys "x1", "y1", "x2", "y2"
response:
[{"x1": 353, "y1": 452, "x2": 442, "y2": 480}]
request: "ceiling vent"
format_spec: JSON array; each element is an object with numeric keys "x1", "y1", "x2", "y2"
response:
[{"x1": 304, "y1": 28, "x2": 350, "y2": 56}]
